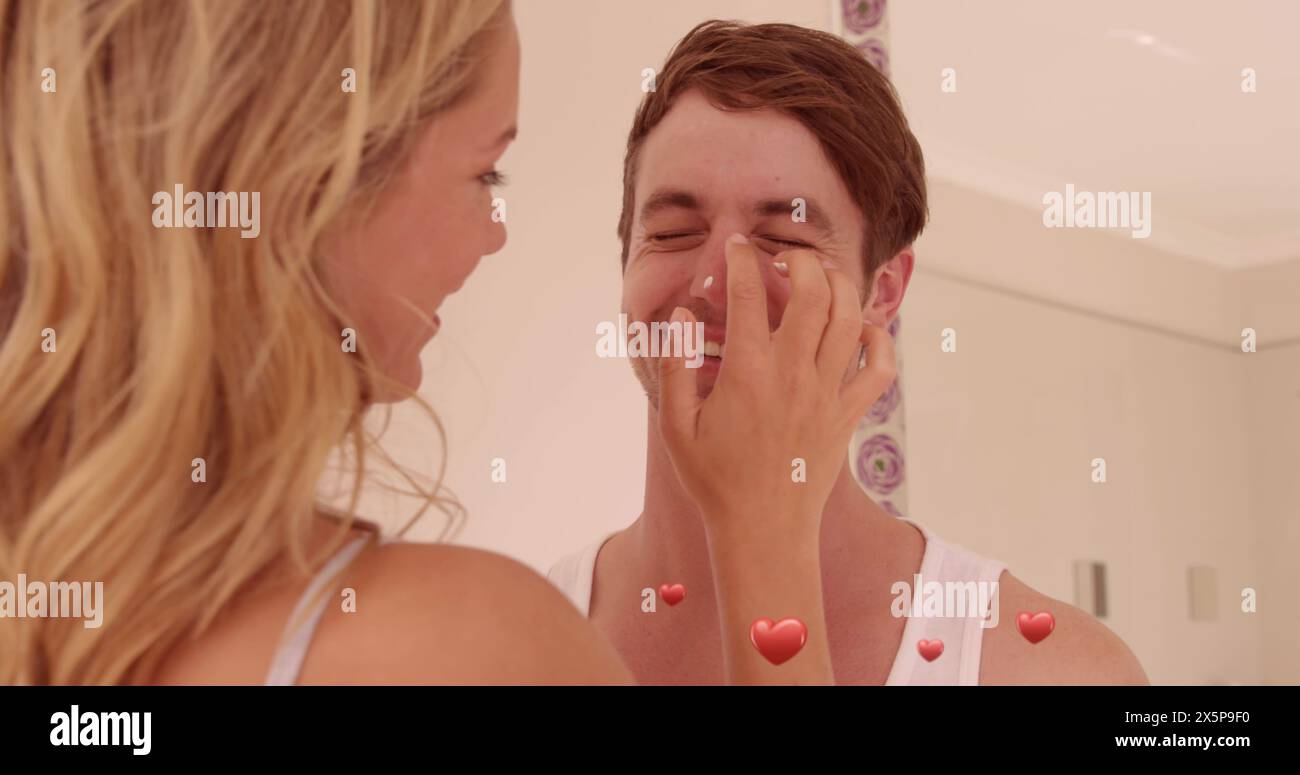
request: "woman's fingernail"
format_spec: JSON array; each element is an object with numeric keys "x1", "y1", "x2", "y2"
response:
[
  {"x1": 728, "y1": 233, "x2": 749, "y2": 245},
  {"x1": 702, "y1": 275, "x2": 715, "y2": 289},
  {"x1": 773, "y1": 261, "x2": 789, "y2": 277}
]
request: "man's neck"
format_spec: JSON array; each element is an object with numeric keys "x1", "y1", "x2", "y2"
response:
[{"x1": 624, "y1": 406, "x2": 918, "y2": 607}]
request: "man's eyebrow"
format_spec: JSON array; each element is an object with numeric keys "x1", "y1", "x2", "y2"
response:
[
  {"x1": 754, "y1": 197, "x2": 836, "y2": 240},
  {"x1": 639, "y1": 188, "x2": 702, "y2": 221}
]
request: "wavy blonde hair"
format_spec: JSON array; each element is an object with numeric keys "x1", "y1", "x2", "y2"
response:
[{"x1": 0, "y1": 0, "x2": 508, "y2": 683}]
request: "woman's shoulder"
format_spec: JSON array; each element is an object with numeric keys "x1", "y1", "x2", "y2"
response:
[
  {"x1": 295, "y1": 540, "x2": 632, "y2": 684},
  {"x1": 156, "y1": 536, "x2": 632, "y2": 685}
]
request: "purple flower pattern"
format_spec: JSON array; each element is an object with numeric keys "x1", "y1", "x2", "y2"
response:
[
  {"x1": 855, "y1": 38, "x2": 890, "y2": 78},
  {"x1": 841, "y1": 0, "x2": 886, "y2": 34},
  {"x1": 855, "y1": 434, "x2": 905, "y2": 495},
  {"x1": 865, "y1": 377, "x2": 900, "y2": 425}
]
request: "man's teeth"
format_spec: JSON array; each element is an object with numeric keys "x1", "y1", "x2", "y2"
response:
[{"x1": 704, "y1": 341, "x2": 725, "y2": 358}]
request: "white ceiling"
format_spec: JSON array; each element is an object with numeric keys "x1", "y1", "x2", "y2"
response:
[{"x1": 887, "y1": 0, "x2": 1300, "y2": 268}]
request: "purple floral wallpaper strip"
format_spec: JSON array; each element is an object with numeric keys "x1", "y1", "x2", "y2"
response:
[
  {"x1": 852, "y1": 319, "x2": 907, "y2": 513},
  {"x1": 854, "y1": 38, "x2": 890, "y2": 79},
  {"x1": 855, "y1": 433, "x2": 905, "y2": 495},
  {"x1": 838, "y1": 1, "x2": 907, "y2": 517},
  {"x1": 841, "y1": 0, "x2": 887, "y2": 34},
  {"x1": 864, "y1": 376, "x2": 900, "y2": 424}
]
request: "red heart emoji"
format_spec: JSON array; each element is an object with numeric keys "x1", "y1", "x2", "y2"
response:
[
  {"x1": 749, "y1": 617, "x2": 808, "y2": 665},
  {"x1": 917, "y1": 639, "x2": 944, "y2": 662},
  {"x1": 659, "y1": 583, "x2": 686, "y2": 606},
  {"x1": 1017, "y1": 611, "x2": 1055, "y2": 644}
]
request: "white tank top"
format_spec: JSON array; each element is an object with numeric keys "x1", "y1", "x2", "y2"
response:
[
  {"x1": 545, "y1": 518, "x2": 1007, "y2": 685},
  {"x1": 263, "y1": 535, "x2": 374, "y2": 686}
]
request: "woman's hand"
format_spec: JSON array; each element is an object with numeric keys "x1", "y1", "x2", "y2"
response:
[
  {"x1": 655, "y1": 233, "x2": 897, "y2": 684},
  {"x1": 658, "y1": 233, "x2": 897, "y2": 546}
]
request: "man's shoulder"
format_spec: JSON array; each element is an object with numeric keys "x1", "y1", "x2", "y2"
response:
[
  {"x1": 544, "y1": 530, "x2": 623, "y2": 617},
  {"x1": 981, "y1": 571, "x2": 1149, "y2": 685},
  {"x1": 544, "y1": 540, "x2": 588, "y2": 581}
]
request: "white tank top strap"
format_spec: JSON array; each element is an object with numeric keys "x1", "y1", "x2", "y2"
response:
[
  {"x1": 263, "y1": 534, "x2": 373, "y2": 686},
  {"x1": 886, "y1": 519, "x2": 1007, "y2": 685},
  {"x1": 545, "y1": 532, "x2": 615, "y2": 617}
]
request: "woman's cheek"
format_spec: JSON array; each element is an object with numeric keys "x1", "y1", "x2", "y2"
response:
[
  {"x1": 485, "y1": 215, "x2": 507, "y2": 256},
  {"x1": 469, "y1": 185, "x2": 505, "y2": 254}
]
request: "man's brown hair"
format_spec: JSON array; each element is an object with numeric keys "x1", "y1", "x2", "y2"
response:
[{"x1": 617, "y1": 20, "x2": 928, "y2": 286}]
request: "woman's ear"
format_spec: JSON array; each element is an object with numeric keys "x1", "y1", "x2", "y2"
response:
[{"x1": 863, "y1": 246, "x2": 915, "y2": 327}]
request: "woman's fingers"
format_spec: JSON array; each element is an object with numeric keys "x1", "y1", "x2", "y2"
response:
[
  {"x1": 722, "y1": 235, "x2": 771, "y2": 375},
  {"x1": 773, "y1": 249, "x2": 831, "y2": 369},
  {"x1": 840, "y1": 321, "x2": 897, "y2": 418},
  {"x1": 711, "y1": 236, "x2": 890, "y2": 429},
  {"x1": 816, "y1": 266, "x2": 865, "y2": 384},
  {"x1": 657, "y1": 306, "x2": 702, "y2": 445}
]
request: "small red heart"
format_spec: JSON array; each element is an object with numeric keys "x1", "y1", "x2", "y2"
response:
[
  {"x1": 1017, "y1": 611, "x2": 1055, "y2": 644},
  {"x1": 749, "y1": 617, "x2": 808, "y2": 665},
  {"x1": 659, "y1": 583, "x2": 686, "y2": 606},
  {"x1": 917, "y1": 639, "x2": 944, "y2": 662}
]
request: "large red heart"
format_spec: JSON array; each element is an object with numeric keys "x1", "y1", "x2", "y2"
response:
[
  {"x1": 749, "y1": 617, "x2": 808, "y2": 665},
  {"x1": 659, "y1": 583, "x2": 686, "y2": 606},
  {"x1": 917, "y1": 639, "x2": 944, "y2": 662},
  {"x1": 1017, "y1": 611, "x2": 1055, "y2": 644}
]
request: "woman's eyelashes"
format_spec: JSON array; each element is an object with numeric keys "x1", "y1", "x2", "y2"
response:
[{"x1": 478, "y1": 168, "x2": 508, "y2": 187}]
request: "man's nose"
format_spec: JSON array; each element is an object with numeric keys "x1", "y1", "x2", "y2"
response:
[
  {"x1": 688, "y1": 233, "x2": 733, "y2": 304},
  {"x1": 688, "y1": 232, "x2": 791, "y2": 312}
]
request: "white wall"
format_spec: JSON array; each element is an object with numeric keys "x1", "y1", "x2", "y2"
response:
[
  {"x1": 340, "y1": 0, "x2": 1298, "y2": 684},
  {"x1": 1239, "y1": 260, "x2": 1300, "y2": 685},
  {"x1": 906, "y1": 180, "x2": 1298, "y2": 685}
]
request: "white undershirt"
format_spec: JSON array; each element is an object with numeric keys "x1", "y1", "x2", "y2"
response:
[{"x1": 545, "y1": 518, "x2": 1008, "y2": 685}]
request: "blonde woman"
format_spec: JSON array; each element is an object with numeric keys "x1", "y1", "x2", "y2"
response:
[{"x1": 0, "y1": 0, "x2": 894, "y2": 685}]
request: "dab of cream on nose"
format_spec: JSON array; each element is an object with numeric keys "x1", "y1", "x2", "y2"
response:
[{"x1": 703, "y1": 275, "x2": 715, "y2": 290}]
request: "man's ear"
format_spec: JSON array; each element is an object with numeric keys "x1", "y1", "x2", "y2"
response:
[{"x1": 863, "y1": 246, "x2": 915, "y2": 327}]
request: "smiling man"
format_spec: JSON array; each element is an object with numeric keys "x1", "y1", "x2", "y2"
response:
[{"x1": 548, "y1": 20, "x2": 1148, "y2": 685}]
